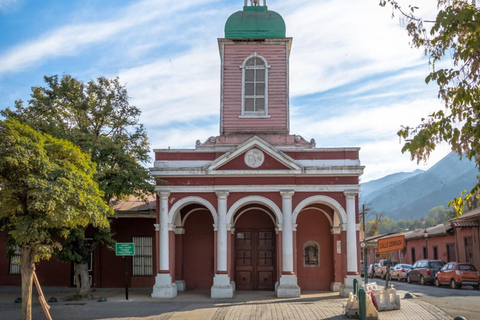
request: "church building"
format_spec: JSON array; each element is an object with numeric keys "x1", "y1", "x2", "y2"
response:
[{"x1": 150, "y1": 1, "x2": 364, "y2": 299}]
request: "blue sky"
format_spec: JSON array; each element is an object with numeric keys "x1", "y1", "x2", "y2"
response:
[{"x1": 0, "y1": 0, "x2": 450, "y2": 182}]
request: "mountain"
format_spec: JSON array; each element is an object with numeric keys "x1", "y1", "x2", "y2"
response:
[{"x1": 360, "y1": 153, "x2": 478, "y2": 221}]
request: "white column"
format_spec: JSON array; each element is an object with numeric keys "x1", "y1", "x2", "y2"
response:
[
  {"x1": 339, "y1": 190, "x2": 360, "y2": 297},
  {"x1": 344, "y1": 190, "x2": 358, "y2": 274},
  {"x1": 280, "y1": 191, "x2": 294, "y2": 273},
  {"x1": 216, "y1": 191, "x2": 228, "y2": 272},
  {"x1": 159, "y1": 192, "x2": 170, "y2": 271},
  {"x1": 152, "y1": 191, "x2": 177, "y2": 298},
  {"x1": 211, "y1": 191, "x2": 233, "y2": 298},
  {"x1": 277, "y1": 190, "x2": 300, "y2": 298}
]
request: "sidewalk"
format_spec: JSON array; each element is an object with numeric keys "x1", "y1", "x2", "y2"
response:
[{"x1": 0, "y1": 287, "x2": 452, "y2": 320}]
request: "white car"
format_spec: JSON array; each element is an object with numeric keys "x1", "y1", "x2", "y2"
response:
[{"x1": 391, "y1": 264, "x2": 412, "y2": 281}]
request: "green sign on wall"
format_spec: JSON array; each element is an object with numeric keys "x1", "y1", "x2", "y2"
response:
[{"x1": 116, "y1": 242, "x2": 135, "y2": 256}]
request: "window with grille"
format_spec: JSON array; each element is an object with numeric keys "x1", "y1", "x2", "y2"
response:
[
  {"x1": 132, "y1": 237, "x2": 153, "y2": 276},
  {"x1": 9, "y1": 247, "x2": 21, "y2": 274},
  {"x1": 240, "y1": 53, "x2": 269, "y2": 117}
]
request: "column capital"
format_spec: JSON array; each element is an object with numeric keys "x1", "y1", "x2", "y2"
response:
[
  {"x1": 216, "y1": 191, "x2": 230, "y2": 199},
  {"x1": 159, "y1": 191, "x2": 171, "y2": 200},
  {"x1": 343, "y1": 190, "x2": 358, "y2": 199},
  {"x1": 168, "y1": 223, "x2": 176, "y2": 231},
  {"x1": 280, "y1": 190, "x2": 295, "y2": 198}
]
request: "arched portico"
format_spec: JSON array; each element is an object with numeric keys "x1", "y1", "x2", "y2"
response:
[
  {"x1": 227, "y1": 195, "x2": 283, "y2": 227},
  {"x1": 168, "y1": 196, "x2": 218, "y2": 226},
  {"x1": 292, "y1": 195, "x2": 346, "y2": 227}
]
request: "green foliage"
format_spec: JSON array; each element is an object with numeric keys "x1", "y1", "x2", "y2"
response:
[
  {"x1": 381, "y1": 0, "x2": 480, "y2": 216},
  {"x1": 0, "y1": 119, "x2": 113, "y2": 259},
  {"x1": 2, "y1": 75, "x2": 154, "y2": 202},
  {"x1": 368, "y1": 205, "x2": 456, "y2": 235},
  {"x1": 1, "y1": 75, "x2": 154, "y2": 297}
]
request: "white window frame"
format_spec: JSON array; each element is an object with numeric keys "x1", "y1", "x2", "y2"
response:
[
  {"x1": 239, "y1": 52, "x2": 271, "y2": 118},
  {"x1": 132, "y1": 236, "x2": 153, "y2": 276},
  {"x1": 9, "y1": 246, "x2": 21, "y2": 275}
]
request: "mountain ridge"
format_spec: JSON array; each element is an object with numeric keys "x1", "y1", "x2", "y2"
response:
[{"x1": 360, "y1": 153, "x2": 478, "y2": 220}]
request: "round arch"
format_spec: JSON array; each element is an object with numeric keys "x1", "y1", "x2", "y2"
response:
[
  {"x1": 226, "y1": 196, "x2": 282, "y2": 226},
  {"x1": 292, "y1": 195, "x2": 346, "y2": 226},
  {"x1": 168, "y1": 196, "x2": 218, "y2": 226},
  {"x1": 233, "y1": 206, "x2": 277, "y2": 227}
]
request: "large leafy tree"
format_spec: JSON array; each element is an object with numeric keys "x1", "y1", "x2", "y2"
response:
[
  {"x1": 2, "y1": 75, "x2": 154, "y2": 298},
  {"x1": 381, "y1": 0, "x2": 480, "y2": 215},
  {"x1": 0, "y1": 120, "x2": 112, "y2": 320}
]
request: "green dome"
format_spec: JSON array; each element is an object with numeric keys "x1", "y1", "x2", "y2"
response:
[{"x1": 225, "y1": 6, "x2": 286, "y2": 39}]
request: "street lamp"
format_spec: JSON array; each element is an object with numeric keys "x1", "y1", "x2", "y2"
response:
[{"x1": 424, "y1": 229, "x2": 429, "y2": 259}]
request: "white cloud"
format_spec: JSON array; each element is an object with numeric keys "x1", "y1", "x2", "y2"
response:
[
  {"x1": 0, "y1": 0, "x2": 215, "y2": 74},
  {"x1": 0, "y1": 0, "x2": 17, "y2": 11}
]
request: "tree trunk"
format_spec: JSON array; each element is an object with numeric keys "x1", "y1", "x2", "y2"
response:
[
  {"x1": 74, "y1": 262, "x2": 93, "y2": 299},
  {"x1": 20, "y1": 247, "x2": 35, "y2": 320}
]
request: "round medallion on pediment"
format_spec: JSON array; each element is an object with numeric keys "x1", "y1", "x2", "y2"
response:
[{"x1": 244, "y1": 148, "x2": 265, "y2": 168}]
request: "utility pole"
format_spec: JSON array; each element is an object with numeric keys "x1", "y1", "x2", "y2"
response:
[{"x1": 361, "y1": 204, "x2": 370, "y2": 284}]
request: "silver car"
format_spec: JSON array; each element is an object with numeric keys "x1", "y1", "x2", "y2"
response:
[{"x1": 391, "y1": 263, "x2": 412, "y2": 281}]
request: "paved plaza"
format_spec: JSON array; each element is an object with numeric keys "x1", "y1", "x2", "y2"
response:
[{"x1": 0, "y1": 287, "x2": 454, "y2": 320}]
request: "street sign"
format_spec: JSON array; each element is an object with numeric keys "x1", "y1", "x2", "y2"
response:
[
  {"x1": 377, "y1": 235, "x2": 405, "y2": 254},
  {"x1": 116, "y1": 243, "x2": 135, "y2": 256}
]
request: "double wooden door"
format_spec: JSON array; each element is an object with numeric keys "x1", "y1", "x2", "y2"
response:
[{"x1": 235, "y1": 229, "x2": 275, "y2": 290}]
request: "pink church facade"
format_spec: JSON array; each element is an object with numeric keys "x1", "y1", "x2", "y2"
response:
[{"x1": 150, "y1": 2, "x2": 364, "y2": 298}]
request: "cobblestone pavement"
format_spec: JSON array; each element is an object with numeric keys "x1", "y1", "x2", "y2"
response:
[{"x1": 0, "y1": 288, "x2": 453, "y2": 320}]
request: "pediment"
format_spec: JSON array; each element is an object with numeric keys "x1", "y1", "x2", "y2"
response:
[{"x1": 205, "y1": 136, "x2": 303, "y2": 173}]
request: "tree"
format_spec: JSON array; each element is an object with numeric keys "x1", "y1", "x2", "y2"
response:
[
  {"x1": 2, "y1": 75, "x2": 155, "y2": 299},
  {"x1": 0, "y1": 120, "x2": 112, "y2": 320},
  {"x1": 381, "y1": 0, "x2": 480, "y2": 216}
]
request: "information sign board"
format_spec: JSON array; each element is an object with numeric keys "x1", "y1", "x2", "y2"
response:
[
  {"x1": 377, "y1": 235, "x2": 405, "y2": 254},
  {"x1": 116, "y1": 243, "x2": 135, "y2": 256}
]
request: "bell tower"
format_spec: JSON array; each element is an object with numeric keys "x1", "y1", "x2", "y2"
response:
[{"x1": 219, "y1": 1, "x2": 292, "y2": 136}]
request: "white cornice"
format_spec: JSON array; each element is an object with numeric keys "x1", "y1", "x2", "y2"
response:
[
  {"x1": 154, "y1": 184, "x2": 361, "y2": 193},
  {"x1": 150, "y1": 167, "x2": 364, "y2": 177}
]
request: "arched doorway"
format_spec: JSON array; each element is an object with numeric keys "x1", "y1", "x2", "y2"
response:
[
  {"x1": 233, "y1": 206, "x2": 276, "y2": 290},
  {"x1": 182, "y1": 208, "x2": 214, "y2": 290},
  {"x1": 296, "y1": 205, "x2": 334, "y2": 291}
]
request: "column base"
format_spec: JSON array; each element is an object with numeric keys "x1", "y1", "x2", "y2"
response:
[
  {"x1": 276, "y1": 274, "x2": 300, "y2": 298},
  {"x1": 152, "y1": 273, "x2": 177, "y2": 298},
  {"x1": 175, "y1": 280, "x2": 186, "y2": 292},
  {"x1": 211, "y1": 274, "x2": 234, "y2": 298},
  {"x1": 339, "y1": 274, "x2": 361, "y2": 297},
  {"x1": 331, "y1": 281, "x2": 342, "y2": 292}
]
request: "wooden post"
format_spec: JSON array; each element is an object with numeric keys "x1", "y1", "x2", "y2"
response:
[{"x1": 33, "y1": 271, "x2": 52, "y2": 320}]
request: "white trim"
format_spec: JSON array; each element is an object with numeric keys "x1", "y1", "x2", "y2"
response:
[
  {"x1": 240, "y1": 52, "x2": 270, "y2": 117},
  {"x1": 220, "y1": 41, "x2": 225, "y2": 134},
  {"x1": 295, "y1": 207, "x2": 333, "y2": 227},
  {"x1": 153, "y1": 159, "x2": 361, "y2": 169},
  {"x1": 233, "y1": 206, "x2": 277, "y2": 226},
  {"x1": 292, "y1": 195, "x2": 347, "y2": 226},
  {"x1": 286, "y1": 41, "x2": 290, "y2": 133},
  {"x1": 167, "y1": 196, "x2": 218, "y2": 226},
  {"x1": 155, "y1": 184, "x2": 361, "y2": 193},
  {"x1": 238, "y1": 115, "x2": 271, "y2": 119},
  {"x1": 226, "y1": 195, "x2": 283, "y2": 226},
  {"x1": 153, "y1": 147, "x2": 362, "y2": 153},
  {"x1": 205, "y1": 136, "x2": 303, "y2": 172},
  {"x1": 182, "y1": 208, "x2": 210, "y2": 226}
]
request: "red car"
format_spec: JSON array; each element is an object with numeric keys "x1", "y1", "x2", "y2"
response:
[{"x1": 435, "y1": 262, "x2": 480, "y2": 290}]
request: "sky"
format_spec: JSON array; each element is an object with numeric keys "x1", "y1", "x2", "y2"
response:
[{"x1": 0, "y1": 0, "x2": 452, "y2": 182}]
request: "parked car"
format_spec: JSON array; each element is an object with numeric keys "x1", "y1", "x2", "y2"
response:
[
  {"x1": 374, "y1": 259, "x2": 398, "y2": 279},
  {"x1": 407, "y1": 259, "x2": 445, "y2": 285},
  {"x1": 391, "y1": 263, "x2": 412, "y2": 281},
  {"x1": 435, "y1": 262, "x2": 480, "y2": 290},
  {"x1": 368, "y1": 263, "x2": 379, "y2": 278}
]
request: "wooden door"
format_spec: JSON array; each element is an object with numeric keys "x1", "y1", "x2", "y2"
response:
[{"x1": 235, "y1": 229, "x2": 275, "y2": 290}]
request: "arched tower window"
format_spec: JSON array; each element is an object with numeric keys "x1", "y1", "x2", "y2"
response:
[{"x1": 240, "y1": 52, "x2": 270, "y2": 117}]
